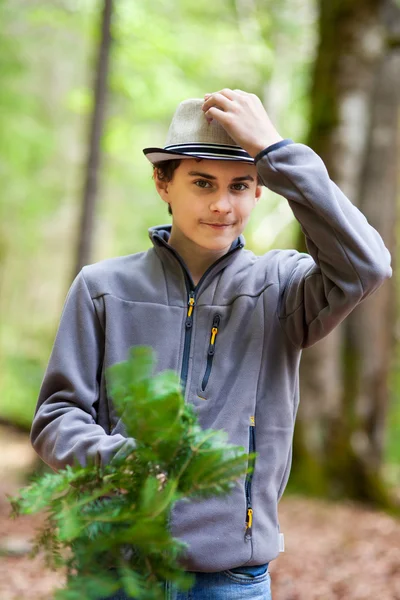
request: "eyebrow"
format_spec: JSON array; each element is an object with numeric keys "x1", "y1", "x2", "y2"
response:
[{"x1": 187, "y1": 170, "x2": 255, "y2": 182}]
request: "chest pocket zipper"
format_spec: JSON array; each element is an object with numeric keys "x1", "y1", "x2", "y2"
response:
[
  {"x1": 245, "y1": 418, "x2": 256, "y2": 541},
  {"x1": 201, "y1": 314, "x2": 221, "y2": 392}
]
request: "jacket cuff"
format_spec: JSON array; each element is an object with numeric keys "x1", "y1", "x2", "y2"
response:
[{"x1": 254, "y1": 139, "x2": 295, "y2": 163}]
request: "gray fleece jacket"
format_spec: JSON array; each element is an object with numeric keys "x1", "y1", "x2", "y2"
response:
[{"x1": 30, "y1": 140, "x2": 392, "y2": 573}]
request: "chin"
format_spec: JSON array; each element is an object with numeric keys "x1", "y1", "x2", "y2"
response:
[{"x1": 197, "y1": 237, "x2": 236, "y2": 252}]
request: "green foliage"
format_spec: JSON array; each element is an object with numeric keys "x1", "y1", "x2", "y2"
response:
[{"x1": 8, "y1": 346, "x2": 252, "y2": 600}]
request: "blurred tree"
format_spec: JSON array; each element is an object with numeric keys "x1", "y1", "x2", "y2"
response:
[
  {"x1": 292, "y1": 0, "x2": 400, "y2": 510},
  {"x1": 74, "y1": 0, "x2": 114, "y2": 277}
]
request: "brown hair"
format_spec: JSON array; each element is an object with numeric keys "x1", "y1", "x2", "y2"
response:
[{"x1": 152, "y1": 158, "x2": 263, "y2": 216}]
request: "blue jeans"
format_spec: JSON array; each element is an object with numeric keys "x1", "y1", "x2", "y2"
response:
[{"x1": 100, "y1": 563, "x2": 271, "y2": 599}]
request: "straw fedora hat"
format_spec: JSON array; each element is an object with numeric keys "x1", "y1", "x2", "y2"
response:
[{"x1": 143, "y1": 98, "x2": 254, "y2": 165}]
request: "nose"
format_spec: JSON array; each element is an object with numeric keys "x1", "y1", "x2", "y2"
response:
[{"x1": 209, "y1": 192, "x2": 233, "y2": 214}]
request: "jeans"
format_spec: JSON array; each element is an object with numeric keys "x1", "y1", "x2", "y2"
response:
[{"x1": 99, "y1": 563, "x2": 271, "y2": 599}]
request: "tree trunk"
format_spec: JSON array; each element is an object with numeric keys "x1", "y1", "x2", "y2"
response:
[
  {"x1": 292, "y1": 0, "x2": 400, "y2": 510},
  {"x1": 73, "y1": 0, "x2": 114, "y2": 277}
]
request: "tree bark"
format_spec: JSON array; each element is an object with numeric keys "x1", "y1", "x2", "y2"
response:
[
  {"x1": 292, "y1": 0, "x2": 400, "y2": 510},
  {"x1": 335, "y1": 0, "x2": 400, "y2": 502},
  {"x1": 73, "y1": 0, "x2": 114, "y2": 277}
]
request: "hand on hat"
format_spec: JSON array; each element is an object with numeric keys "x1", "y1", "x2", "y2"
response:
[{"x1": 202, "y1": 89, "x2": 283, "y2": 158}]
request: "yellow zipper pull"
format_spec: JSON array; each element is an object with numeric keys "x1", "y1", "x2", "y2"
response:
[
  {"x1": 246, "y1": 508, "x2": 253, "y2": 528},
  {"x1": 245, "y1": 508, "x2": 253, "y2": 540},
  {"x1": 208, "y1": 315, "x2": 221, "y2": 355},
  {"x1": 210, "y1": 326, "x2": 218, "y2": 345},
  {"x1": 186, "y1": 291, "x2": 196, "y2": 328},
  {"x1": 187, "y1": 296, "x2": 195, "y2": 318},
  {"x1": 188, "y1": 292, "x2": 196, "y2": 317}
]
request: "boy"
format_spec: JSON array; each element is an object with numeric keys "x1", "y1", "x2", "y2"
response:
[{"x1": 30, "y1": 89, "x2": 392, "y2": 599}]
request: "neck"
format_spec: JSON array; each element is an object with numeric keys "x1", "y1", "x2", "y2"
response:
[{"x1": 168, "y1": 228, "x2": 231, "y2": 286}]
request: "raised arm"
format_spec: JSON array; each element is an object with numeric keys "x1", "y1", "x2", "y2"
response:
[{"x1": 255, "y1": 142, "x2": 392, "y2": 348}]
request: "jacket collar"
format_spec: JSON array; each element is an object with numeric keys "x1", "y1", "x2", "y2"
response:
[
  {"x1": 148, "y1": 224, "x2": 245, "y2": 251},
  {"x1": 148, "y1": 224, "x2": 245, "y2": 291}
]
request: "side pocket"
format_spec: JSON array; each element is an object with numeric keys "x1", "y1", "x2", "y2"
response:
[
  {"x1": 201, "y1": 314, "x2": 221, "y2": 391},
  {"x1": 244, "y1": 416, "x2": 256, "y2": 541}
]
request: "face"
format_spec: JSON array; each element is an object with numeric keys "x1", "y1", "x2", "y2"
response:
[{"x1": 155, "y1": 158, "x2": 262, "y2": 253}]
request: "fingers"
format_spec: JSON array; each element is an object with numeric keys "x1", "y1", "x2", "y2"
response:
[
  {"x1": 203, "y1": 105, "x2": 232, "y2": 125},
  {"x1": 202, "y1": 89, "x2": 240, "y2": 124},
  {"x1": 202, "y1": 88, "x2": 254, "y2": 114},
  {"x1": 202, "y1": 91, "x2": 233, "y2": 114},
  {"x1": 204, "y1": 87, "x2": 238, "y2": 100},
  {"x1": 202, "y1": 91, "x2": 230, "y2": 124},
  {"x1": 201, "y1": 88, "x2": 258, "y2": 126},
  {"x1": 203, "y1": 88, "x2": 247, "y2": 101}
]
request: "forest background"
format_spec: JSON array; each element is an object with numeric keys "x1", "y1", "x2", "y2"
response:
[{"x1": 1, "y1": 0, "x2": 400, "y2": 598}]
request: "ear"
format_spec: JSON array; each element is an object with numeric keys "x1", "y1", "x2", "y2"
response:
[
  {"x1": 254, "y1": 184, "x2": 263, "y2": 204},
  {"x1": 153, "y1": 170, "x2": 170, "y2": 204}
]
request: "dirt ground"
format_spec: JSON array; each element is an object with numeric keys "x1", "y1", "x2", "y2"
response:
[{"x1": 1, "y1": 426, "x2": 400, "y2": 600}]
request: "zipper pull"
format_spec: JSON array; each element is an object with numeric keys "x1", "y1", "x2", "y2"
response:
[
  {"x1": 245, "y1": 508, "x2": 253, "y2": 539},
  {"x1": 208, "y1": 315, "x2": 220, "y2": 355},
  {"x1": 186, "y1": 291, "x2": 196, "y2": 328}
]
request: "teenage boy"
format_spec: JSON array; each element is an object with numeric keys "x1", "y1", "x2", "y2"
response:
[{"x1": 30, "y1": 89, "x2": 392, "y2": 600}]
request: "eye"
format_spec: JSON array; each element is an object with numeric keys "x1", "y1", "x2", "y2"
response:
[
  {"x1": 194, "y1": 179, "x2": 212, "y2": 189},
  {"x1": 231, "y1": 183, "x2": 249, "y2": 191}
]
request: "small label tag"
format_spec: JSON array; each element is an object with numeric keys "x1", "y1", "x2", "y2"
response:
[{"x1": 279, "y1": 532, "x2": 285, "y2": 552}]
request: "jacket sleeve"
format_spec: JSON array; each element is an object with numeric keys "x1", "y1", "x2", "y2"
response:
[
  {"x1": 30, "y1": 270, "x2": 134, "y2": 471},
  {"x1": 255, "y1": 141, "x2": 392, "y2": 349}
]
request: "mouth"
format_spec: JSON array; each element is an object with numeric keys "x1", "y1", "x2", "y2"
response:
[{"x1": 201, "y1": 222, "x2": 234, "y2": 229}]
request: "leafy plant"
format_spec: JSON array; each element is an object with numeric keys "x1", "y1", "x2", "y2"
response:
[{"x1": 8, "y1": 346, "x2": 253, "y2": 600}]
